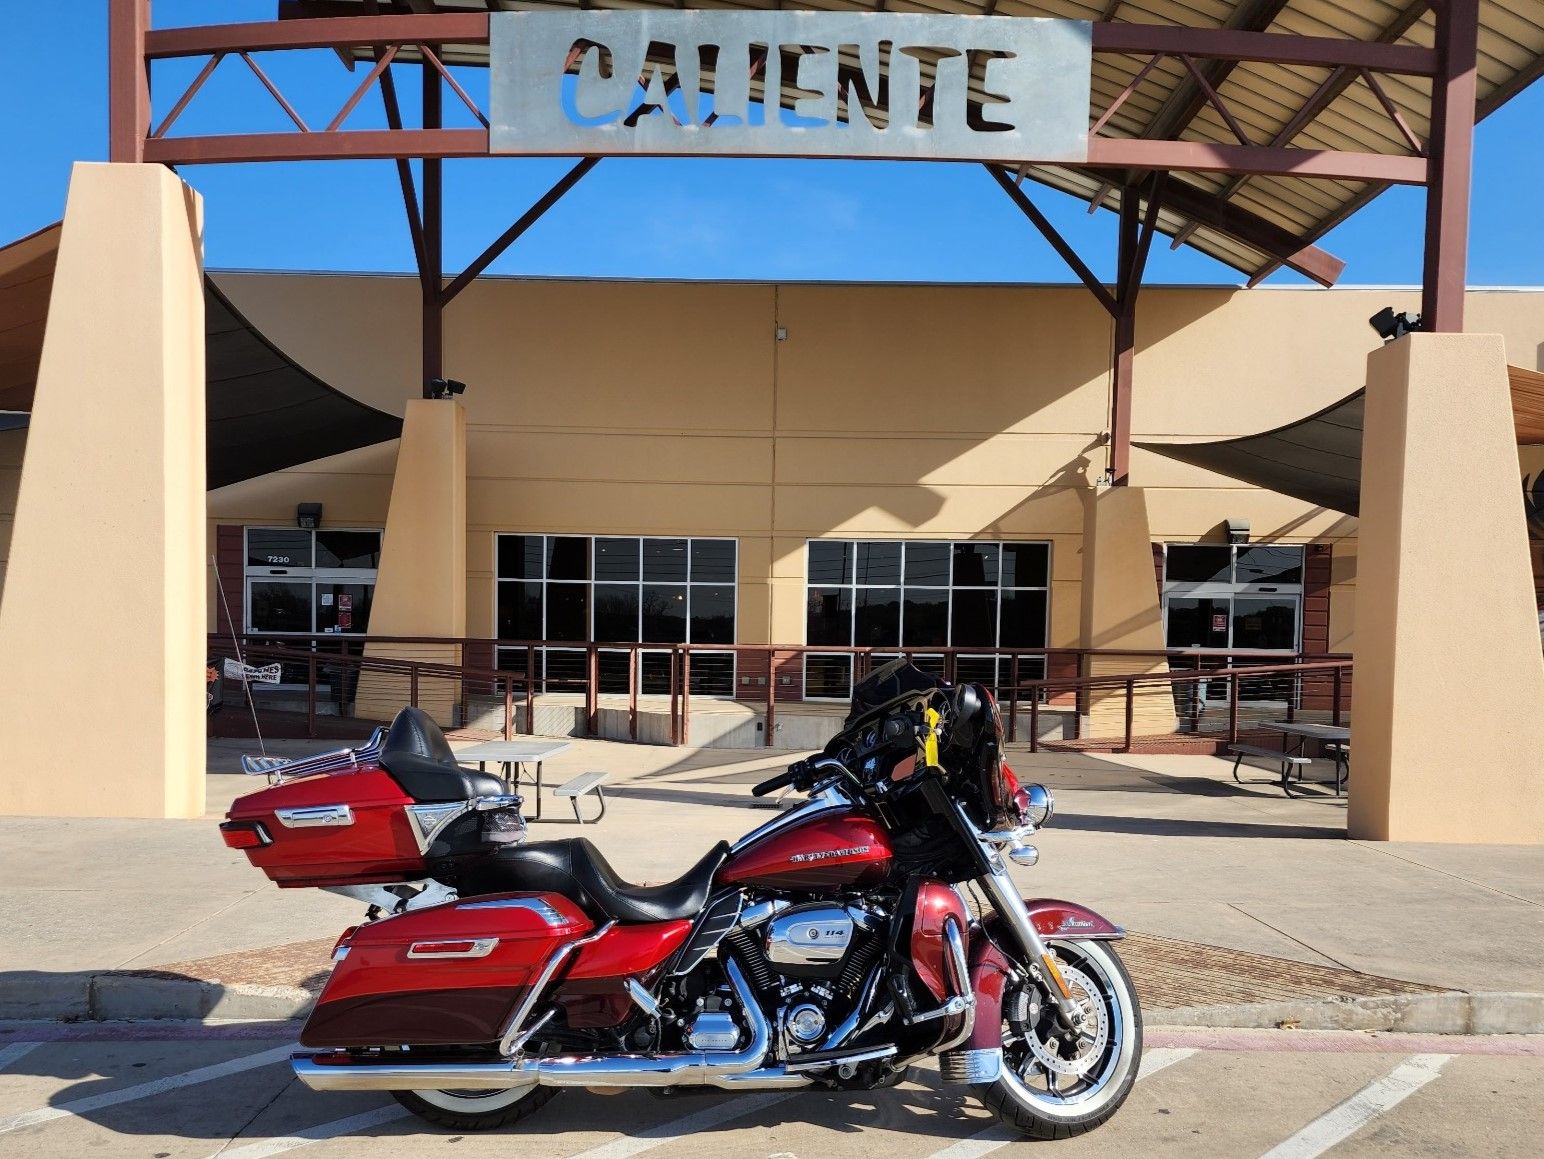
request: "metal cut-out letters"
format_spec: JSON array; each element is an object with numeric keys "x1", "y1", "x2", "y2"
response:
[{"x1": 490, "y1": 12, "x2": 1091, "y2": 165}]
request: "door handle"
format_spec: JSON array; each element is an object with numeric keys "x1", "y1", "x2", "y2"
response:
[{"x1": 274, "y1": 804, "x2": 354, "y2": 828}]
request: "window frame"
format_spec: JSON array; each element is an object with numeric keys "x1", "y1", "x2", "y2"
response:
[
  {"x1": 803, "y1": 538, "x2": 1053, "y2": 701},
  {"x1": 493, "y1": 533, "x2": 739, "y2": 696},
  {"x1": 1160, "y1": 542, "x2": 1305, "y2": 654},
  {"x1": 242, "y1": 526, "x2": 382, "y2": 636}
]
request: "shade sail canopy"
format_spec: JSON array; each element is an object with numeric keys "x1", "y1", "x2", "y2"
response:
[
  {"x1": 1139, "y1": 365, "x2": 1544, "y2": 517},
  {"x1": 0, "y1": 224, "x2": 402, "y2": 488},
  {"x1": 279, "y1": 0, "x2": 1544, "y2": 286}
]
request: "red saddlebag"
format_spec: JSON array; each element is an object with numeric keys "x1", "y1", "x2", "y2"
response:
[{"x1": 302, "y1": 892, "x2": 592, "y2": 1049}]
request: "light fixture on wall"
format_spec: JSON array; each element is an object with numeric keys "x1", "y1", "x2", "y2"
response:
[
  {"x1": 1226, "y1": 518, "x2": 1250, "y2": 545},
  {"x1": 428, "y1": 378, "x2": 467, "y2": 400},
  {"x1": 296, "y1": 502, "x2": 323, "y2": 530},
  {"x1": 1369, "y1": 307, "x2": 1421, "y2": 342}
]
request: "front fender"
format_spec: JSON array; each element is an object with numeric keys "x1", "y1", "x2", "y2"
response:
[
  {"x1": 1025, "y1": 898, "x2": 1125, "y2": 941},
  {"x1": 960, "y1": 899, "x2": 1124, "y2": 1054}
]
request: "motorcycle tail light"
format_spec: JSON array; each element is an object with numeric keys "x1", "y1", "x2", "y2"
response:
[{"x1": 219, "y1": 820, "x2": 270, "y2": 849}]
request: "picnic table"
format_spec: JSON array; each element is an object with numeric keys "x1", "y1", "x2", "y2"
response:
[
  {"x1": 454, "y1": 739, "x2": 572, "y2": 819},
  {"x1": 1262, "y1": 720, "x2": 1350, "y2": 797}
]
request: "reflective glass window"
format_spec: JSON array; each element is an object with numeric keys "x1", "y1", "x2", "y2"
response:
[
  {"x1": 315, "y1": 531, "x2": 381, "y2": 569},
  {"x1": 807, "y1": 587, "x2": 853, "y2": 646},
  {"x1": 808, "y1": 541, "x2": 853, "y2": 585},
  {"x1": 855, "y1": 542, "x2": 902, "y2": 586},
  {"x1": 1165, "y1": 546, "x2": 1233, "y2": 584},
  {"x1": 1235, "y1": 545, "x2": 1304, "y2": 585},
  {"x1": 952, "y1": 543, "x2": 999, "y2": 587},
  {"x1": 247, "y1": 529, "x2": 312, "y2": 569},
  {"x1": 690, "y1": 585, "x2": 736, "y2": 645},
  {"x1": 249, "y1": 581, "x2": 312, "y2": 633},
  {"x1": 643, "y1": 539, "x2": 690, "y2": 583},
  {"x1": 594, "y1": 538, "x2": 640, "y2": 581},
  {"x1": 643, "y1": 585, "x2": 688, "y2": 642},
  {"x1": 690, "y1": 540, "x2": 737, "y2": 583}
]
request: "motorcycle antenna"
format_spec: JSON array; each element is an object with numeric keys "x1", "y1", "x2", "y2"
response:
[{"x1": 211, "y1": 554, "x2": 266, "y2": 755}]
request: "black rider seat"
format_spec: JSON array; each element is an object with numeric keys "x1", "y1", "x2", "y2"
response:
[
  {"x1": 377, "y1": 706, "x2": 504, "y2": 804},
  {"x1": 472, "y1": 838, "x2": 730, "y2": 924}
]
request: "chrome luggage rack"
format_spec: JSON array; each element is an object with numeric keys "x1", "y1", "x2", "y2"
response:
[{"x1": 240, "y1": 727, "x2": 387, "y2": 784}]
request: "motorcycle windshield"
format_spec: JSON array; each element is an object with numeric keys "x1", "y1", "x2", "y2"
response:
[{"x1": 847, "y1": 658, "x2": 942, "y2": 726}]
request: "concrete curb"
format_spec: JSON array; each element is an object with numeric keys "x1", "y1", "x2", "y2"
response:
[
  {"x1": 0, "y1": 974, "x2": 316, "y2": 1025},
  {"x1": 9, "y1": 973, "x2": 1544, "y2": 1035},
  {"x1": 1149, "y1": 991, "x2": 1544, "y2": 1035}
]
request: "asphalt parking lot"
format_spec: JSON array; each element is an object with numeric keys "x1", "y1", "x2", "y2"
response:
[{"x1": 2, "y1": 1025, "x2": 1540, "y2": 1158}]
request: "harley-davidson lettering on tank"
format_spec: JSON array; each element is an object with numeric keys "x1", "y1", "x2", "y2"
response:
[{"x1": 720, "y1": 812, "x2": 892, "y2": 892}]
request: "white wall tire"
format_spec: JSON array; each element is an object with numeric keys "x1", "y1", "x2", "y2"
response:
[
  {"x1": 391, "y1": 1084, "x2": 556, "y2": 1130},
  {"x1": 972, "y1": 938, "x2": 1143, "y2": 1140}
]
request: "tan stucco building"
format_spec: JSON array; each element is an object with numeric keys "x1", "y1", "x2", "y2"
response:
[{"x1": 6, "y1": 274, "x2": 1540, "y2": 665}]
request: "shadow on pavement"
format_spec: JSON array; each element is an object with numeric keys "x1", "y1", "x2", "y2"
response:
[{"x1": 1052, "y1": 813, "x2": 1344, "y2": 840}]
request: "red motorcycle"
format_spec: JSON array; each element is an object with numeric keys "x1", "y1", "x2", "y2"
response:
[{"x1": 221, "y1": 661, "x2": 1141, "y2": 1140}]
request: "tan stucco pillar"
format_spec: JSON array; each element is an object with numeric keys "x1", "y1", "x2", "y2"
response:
[
  {"x1": 0, "y1": 163, "x2": 205, "y2": 818},
  {"x1": 1079, "y1": 487, "x2": 1174, "y2": 740},
  {"x1": 355, "y1": 399, "x2": 467, "y2": 726},
  {"x1": 1349, "y1": 333, "x2": 1544, "y2": 843}
]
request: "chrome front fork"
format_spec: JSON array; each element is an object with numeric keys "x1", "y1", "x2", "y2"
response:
[{"x1": 976, "y1": 858, "x2": 1084, "y2": 1029}]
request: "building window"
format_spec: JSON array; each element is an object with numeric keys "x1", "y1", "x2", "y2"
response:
[
  {"x1": 244, "y1": 527, "x2": 381, "y2": 635},
  {"x1": 1162, "y1": 543, "x2": 1304, "y2": 652},
  {"x1": 804, "y1": 540, "x2": 1051, "y2": 700},
  {"x1": 495, "y1": 535, "x2": 737, "y2": 696}
]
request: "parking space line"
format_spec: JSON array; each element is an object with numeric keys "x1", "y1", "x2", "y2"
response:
[
  {"x1": 923, "y1": 1046, "x2": 1198, "y2": 1159},
  {"x1": 0, "y1": 1044, "x2": 295, "y2": 1136},
  {"x1": 0, "y1": 1042, "x2": 40, "y2": 1072},
  {"x1": 564, "y1": 1091, "x2": 798, "y2": 1159},
  {"x1": 1259, "y1": 1053, "x2": 1453, "y2": 1159},
  {"x1": 205, "y1": 1104, "x2": 411, "y2": 1159}
]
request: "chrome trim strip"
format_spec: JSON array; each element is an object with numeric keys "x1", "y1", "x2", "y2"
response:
[
  {"x1": 458, "y1": 897, "x2": 568, "y2": 925},
  {"x1": 729, "y1": 785, "x2": 848, "y2": 855},
  {"x1": 940, "y1": 1047, "x2": 1003, "y2": 1085},
  {"x1": 407, "y1": 937, "x2": 499, "y2": 959},
  {"x1": 274, "y1": 804, "x2": 354, "y2": 828}
]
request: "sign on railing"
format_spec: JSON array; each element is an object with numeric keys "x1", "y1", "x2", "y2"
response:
[
  {"x1": 490, "y1": 12, "x2": 1092, "y2": 164},
  {"x1": 223, "y1": 658, "x2": 283, "y2": 685}
]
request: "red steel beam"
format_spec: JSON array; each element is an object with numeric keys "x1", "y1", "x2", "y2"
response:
[
  {"x1": 985, "y1": 165, "x2": 1118, "y2": 317},
  {"x1": 142, "y1": 129, "x2": 488, "y2": 164},
  {"x1": 144, "y1": 14, "x2": 490, "y2": 58},
  {"x1": 109, "y1": 0, "x2": 151, "y2": 163},
  {"x1": 1090, "y1": 24, "x2": 1436, "y2": 75},
  {"x1": 1422, "y1": 0, "x2": 1479, "y2": 333},
  {"x1": 1157, "y1": 178, "x2": 1345, "y2": 286},
  {"x1": 1085, "y1": 139, "x2": 1428, "y2": 184}
]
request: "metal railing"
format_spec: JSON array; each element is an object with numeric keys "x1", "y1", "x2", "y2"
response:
[
  {"x1": 1014, "y1": 657, "x2": 1353, "y2": 753},
  {"x1": 208, "y1": 632, "x2": 1349, "y2": 749}
]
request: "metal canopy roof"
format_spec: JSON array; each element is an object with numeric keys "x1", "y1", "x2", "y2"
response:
[
  {"x1": 1138, "y1": 364, "x2": 1544, "y2": 517},
  {"x1": 0, "y1": 224, "x2": 403, "y2": 488},
  {"x1": 277, "y1": 0, "x2": 1544, "y2": 283}
]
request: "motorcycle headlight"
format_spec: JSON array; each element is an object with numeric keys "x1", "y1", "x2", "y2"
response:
[{"x1": 1021, "y1": 783, "x2": 1055, "y2": 828}]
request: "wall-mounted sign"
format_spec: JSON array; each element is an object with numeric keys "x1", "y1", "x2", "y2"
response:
[
  {"x1": 1210, "y1": 612, "x2": 1228, "y2": 634},
  {"x1": 490, "y1": 12, "x2": 1091, "y2": 164}
]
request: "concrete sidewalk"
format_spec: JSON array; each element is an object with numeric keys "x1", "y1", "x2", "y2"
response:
[{"x1": 2, "y1": 737, "x2": 1541, "y2": 1031}]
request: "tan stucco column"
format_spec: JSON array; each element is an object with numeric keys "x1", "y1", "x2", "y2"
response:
[
  {"x1": 355, "y1": 399, "x2": 467, "y2": 726},
  {"x1": 1349, "y1": 333, "x2": 1544, "y2": 843},
  {"x1": 0, "y1": 163, "x2": 205, "y2": 818},
  {"x1": 1079, "y1": 486, "x2": 1174, "y2": 740}
]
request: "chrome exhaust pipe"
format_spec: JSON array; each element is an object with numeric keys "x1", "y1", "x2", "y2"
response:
[
  {"x1": 292, "y1": 1055, "x2": 534, "y2": 1092},
  {"x1": 293, "y1": 958, "x2": 810, "y2": 1094}
]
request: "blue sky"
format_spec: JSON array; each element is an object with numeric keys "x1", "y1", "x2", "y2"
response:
[{"x1": 4, "y1": 1, "x2": 1543, "y2": 286}]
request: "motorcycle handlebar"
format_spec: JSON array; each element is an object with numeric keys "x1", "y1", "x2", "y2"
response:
[{"x1": 751, "y1": 765, "x2": 803, "y2": 797}]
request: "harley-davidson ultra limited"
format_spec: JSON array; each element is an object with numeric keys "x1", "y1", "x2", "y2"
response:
[{"x1": 220, "y1": 660, "x2": 1141, "y2": 1140}]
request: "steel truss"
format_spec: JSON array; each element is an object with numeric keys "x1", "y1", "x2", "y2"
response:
[{"x1": 106, "y1": 1, "x2": 1482, "y2": 485}]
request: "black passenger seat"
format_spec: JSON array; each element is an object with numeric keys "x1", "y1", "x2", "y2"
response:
[{"x1": 377, "y1": 706, "x2": 504, "y2": 803}]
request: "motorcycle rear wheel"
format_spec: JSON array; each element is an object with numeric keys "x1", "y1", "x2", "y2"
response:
[
  {"x1": 391, "y1": 1085, "x2": 557, "y2": 1131},
  {"x1": 972, "y1": 938, "x2": 1142, "y2": 1140}
]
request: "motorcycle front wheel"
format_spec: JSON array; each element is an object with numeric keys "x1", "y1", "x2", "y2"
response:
[
  {"x1": 972, "y1": 937, "x2": 1142, "y2": 1140},
  {"x1": 391, "y1": 1084, "x2": 557, "y2": 1131}
]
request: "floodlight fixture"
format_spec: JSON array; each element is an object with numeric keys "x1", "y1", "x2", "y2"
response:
[
  {"x1": 296, "y1": 502, "x2": 323, "y2": 529},
  {"x1": 1369, "y1": 307, "x2": 1421, "y2": 342},
  {"x1": 428, "y1": 378, "x2": 468, "y2": 400}
]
